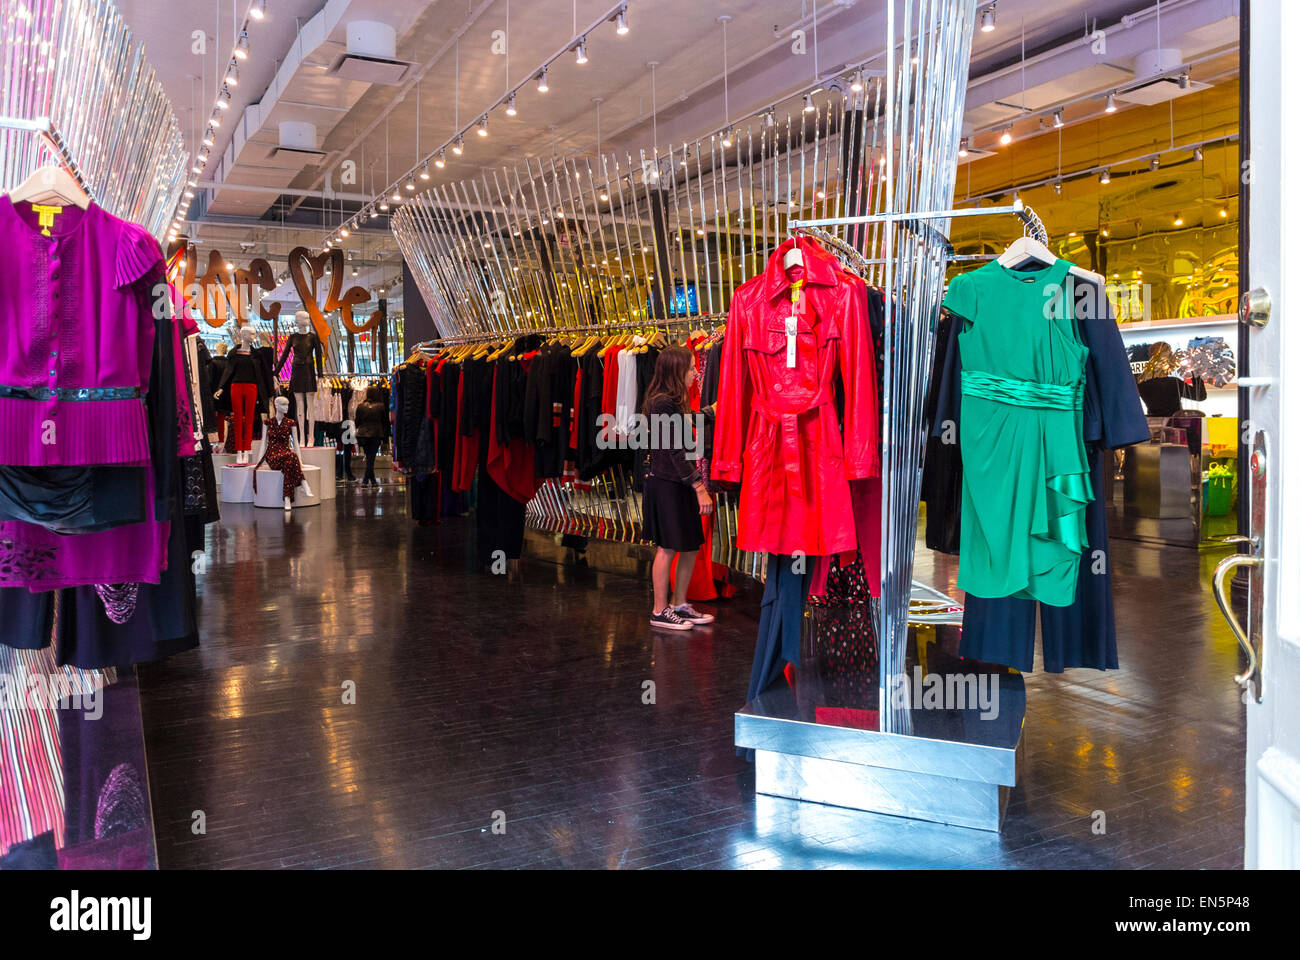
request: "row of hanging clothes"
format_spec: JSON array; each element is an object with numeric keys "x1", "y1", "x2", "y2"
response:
[
  {"x1": 0, "y1": 166, "x2": 219, "y2": 861},
  {"x1": 391, "y1": 324, "x2": 745, "y2": 600}
]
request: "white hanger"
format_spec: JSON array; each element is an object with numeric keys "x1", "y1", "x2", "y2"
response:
[
  {"x1": 783, "y1": 243, "x2": 804, "y2": 270},
  {"x1": 9, "y1": 164, "x2": 91, "y2": 210},
  {"x1": 998, "y1": 235, "x2": 1104, "y2": 285}
]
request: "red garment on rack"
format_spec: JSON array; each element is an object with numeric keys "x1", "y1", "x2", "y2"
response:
[
  {"x1": 601, "y1": 346, "x2": 622, "y2": 417},
  {"x1": 486, "y1": 363, "x2": 543, "y2": 504},
  {"x1": 712, "y1": 237, "x2": 881, "y2": 556},
  {"x1": 452, "y1": 374, "x2": 478, "y2": 493}
]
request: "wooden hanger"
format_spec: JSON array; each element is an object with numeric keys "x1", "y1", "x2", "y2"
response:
[
  {"x1": 9, "y1": 164, "x2": 91, "y2": 210},
  {"x1": 997, "y1": 235, "x2": 1105, "y2": 285}
]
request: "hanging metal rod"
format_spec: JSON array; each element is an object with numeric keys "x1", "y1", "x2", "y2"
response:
[
  {"x1": 790, "y1": 198, "x2": 1025, "y2": 230},
  {"x1": 416, "y1": 312, "x2": 726, "y2": 349},
  {"x1": 0, "y1": 115, "x2": 95, "y2": 200}
]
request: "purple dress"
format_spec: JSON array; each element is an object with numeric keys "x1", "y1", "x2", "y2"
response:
[{"x1": 0, "y1": 199, "x2": 168, "y2": 588}]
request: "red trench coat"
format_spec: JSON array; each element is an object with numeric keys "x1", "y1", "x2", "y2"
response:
[{"x1": 712, "y1": 237, "x2": 880, "y2": 556}]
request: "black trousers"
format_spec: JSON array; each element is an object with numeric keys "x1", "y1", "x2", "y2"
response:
[{"x1": 360, "y1": 438, "x2": 381, "y2": 482}]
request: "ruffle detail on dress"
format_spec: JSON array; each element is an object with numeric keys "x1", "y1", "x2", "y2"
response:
[
  {"x1": 113, "y1": 220, "x2": 165, "y2": 289},
  {"x1": 1043, "y1": 467, "x2": 1094, "y2": 556}
]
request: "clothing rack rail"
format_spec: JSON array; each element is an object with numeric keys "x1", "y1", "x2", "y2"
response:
[
  {"x1": 415, "y1": 313, "x2": 728, "y2": 351},
  {"x1": 0, "y1": 116, "x2": 95, "y2": 200}
]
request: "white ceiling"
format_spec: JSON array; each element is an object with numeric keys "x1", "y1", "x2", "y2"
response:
[{"x1": 115, "y1": 0, "x2": 1239, "y2": 300}]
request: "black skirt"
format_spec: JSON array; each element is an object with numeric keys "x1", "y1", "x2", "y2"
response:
[{"x1": 642, "y1": 475, "x2": 704, "y2": 553}]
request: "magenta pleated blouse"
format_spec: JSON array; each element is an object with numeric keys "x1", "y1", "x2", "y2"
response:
[{"x1": 0, "y1": 197, "x2": 162, "y2": 466}]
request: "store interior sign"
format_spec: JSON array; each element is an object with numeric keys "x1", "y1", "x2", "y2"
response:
[{"x1": 169, "y1": 243, "x2": 381, "y2": 341}]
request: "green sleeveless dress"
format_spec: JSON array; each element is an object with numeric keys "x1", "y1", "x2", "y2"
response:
[{"x1": 941, "y1": 258, "x2": 1093, "y2": 607}]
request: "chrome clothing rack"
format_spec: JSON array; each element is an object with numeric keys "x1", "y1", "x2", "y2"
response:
[{"x1": 0, "y1": 0, "x2": 189, "y2": 238}]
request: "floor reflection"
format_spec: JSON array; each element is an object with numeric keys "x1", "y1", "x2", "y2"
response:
[{"x1": 137, "y1": 472, "x2": 1245, "y2": 869}]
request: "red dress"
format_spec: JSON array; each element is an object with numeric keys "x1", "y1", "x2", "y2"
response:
[
  {"x1": 712, "y1": 237, "x2": 880, "y2": 555},
  {"x1": 254, "y1": 416, "x2": 307, "y2": 502}
]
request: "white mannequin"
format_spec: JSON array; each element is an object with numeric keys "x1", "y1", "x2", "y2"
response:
[
  {"x1": 292, "y1": 311, "x2": 317, "y2": 447},
  {"x1": 256, "y1": 396, "x2": 314, "y2": 511},
  {"x1": 220, "y1": 327, "x2": 257, "y2": 463}
]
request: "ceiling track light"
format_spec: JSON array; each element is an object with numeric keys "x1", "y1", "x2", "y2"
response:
[
  {"x1": 202, "y1": 131, "x2": 214, "y2": 147},
  {"x1": 217, "y1": 85, "x2": 232, "y2": 109},
  {"x1": 980, "y1": 2, "x2": 996, "y2": 33},
  {"x1": 405, "y1": 175, "x2": 415, "y2": 191},
  {"x1": 1178, "y1": 72, "x2": 1190, "y2": 90},
  {"x1": 477, "y1": 115, "x2": 489, "y2": 137},
  {"x1": 850, "y1": 71, "x2": 864, "y2": 93},
  {"x1": 537, "y1": 66, "x2": 549, "y2": 93},
  {"x1": 434, "y1": 150, "x2": 446, "y2": 168},
  {"x1": 249, "y1": 0, "x2": 266, "y2": 21},
  {"x1": 1052, "y1": 109, "x2": 1063, "y2": 128},
  {"x1": 1149, "y1": 157, "x2": 1160, "y2": 171},
  {"x1": 958, "y1": 137, "x2": 969, "y2": 157},
  {"x1": 505, "y1": 92, "x2": 517, "y2": 116},
  {"x1": 721, "y1": 126, "x2": 733, "y2": 148},
  {"x1": 802, "y1": 94, "x2": 815, "y2": 113},
  {"x1": 1104, "y1": 92, "x2": 1117, "y2": 113},
  {"x1": 614, "y1": 6, "x2": 629, "y2": 35},
  {"x1": 225, "y1": 61, "x2": 239, "y2": 86},
  {"x1": 999, "y1": 127, "x2": 1012, "y2": 146},
  {"x1": 390, "y1": 189, "x2": 402, "y2": 202},
  {"x1": 452, "y1": 136, "x2": 464, "y2": 156},
  {"x1": 369, "y1": 208, "x2": 379, "y2": 219},
  {"x1": 1053, "y1": 180, "x2": 1062, "y2": 195},
  {"x1": 1194, "y1": 147, "x2": 1204, "y2": 161},
  {"x1": 234, "y1": 31, "x2": 249, "y2": 60},
  {"x1": 574, "y1": 36, "x2": 589, "y2": 65},
  {"x1": 764, "y1": 108, "x2": 776, "y2": 128},
  {"x1": 1174, "y1": 212, "x2": 1184, "y2": 227},
  {"x1": 1100, "y1": 168, "x2": 1110, "y2": 184},
  {"x1": 339, "y1": 225, "x2": 350, "y2": 238},
  {"x1": 379, "y1": 200, "x2": 389, "y2": 212},
  {"x1": 420, "y1": 162, "x2": 431, "y2": 181}
]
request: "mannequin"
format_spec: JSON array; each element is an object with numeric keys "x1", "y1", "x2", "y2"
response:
[
  {"x1": 211, "y1": 342, "x2": 232, "y2": 449},
  {"x1": 254, "y1": 396, "x2": 314, "y2": 511},
  {"x1": 277, "y1": 311, "x2": 324, "y2": 446},
  {"x1": 215, "y1": 326, "x2": 269, "y2": 464}
]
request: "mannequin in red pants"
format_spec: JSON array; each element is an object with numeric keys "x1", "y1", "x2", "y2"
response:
[{"x1": 229, "y1": 382, "x2": 258, "y2": 457}]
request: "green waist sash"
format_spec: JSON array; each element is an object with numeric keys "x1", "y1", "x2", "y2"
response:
[{"x1": 961, "y1": 369, "x2": 1083, "y2": 411}]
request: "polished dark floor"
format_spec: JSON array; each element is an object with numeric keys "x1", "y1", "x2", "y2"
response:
[{"x1": 137, "y1": 473, "x2": 1247, "y2": 869}]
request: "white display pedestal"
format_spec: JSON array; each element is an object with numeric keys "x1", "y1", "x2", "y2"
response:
[
  {"x1": 253, "y1": 464, "x2": 321, "y2": 509},
  {"x1": 220, "y1": 464, "x2": 256, "y2": 503},
  {"x1": 297, "y1": 446, "x2": 336, "y2": 499},
  {"x1": 212, "y1": 453, "x2": 236, "y2": 484}
]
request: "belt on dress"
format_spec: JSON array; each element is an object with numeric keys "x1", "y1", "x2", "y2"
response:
[
  {"x1": 751, "y1": 386, "x2": 834, "y2": 499},
  {"x1": 0, "y1": 384, "x2": 143, "y2": 402},
  {"x1": 961, "y1": 370, "x2": 1082, "y2": 411}
]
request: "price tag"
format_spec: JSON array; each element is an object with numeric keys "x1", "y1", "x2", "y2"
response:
[{"x1": 785, "y1": 315, "x2": 798, "y2": 368}]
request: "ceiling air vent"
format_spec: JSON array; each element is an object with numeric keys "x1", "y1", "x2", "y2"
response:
[
  {"x1": 267, "y1": 121, "x2": 326, "y2": 168},
  {"x1": 1114, "y1": 48, "x2": 1211, "y2": 106},
  {"x1": 328, "y1": 20, "x2": 411, "y2": 86}
]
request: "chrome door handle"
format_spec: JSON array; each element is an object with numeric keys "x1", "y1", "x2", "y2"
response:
[{"x1": 1212, "y1": 551, "x2": 1263, "y2": 695}]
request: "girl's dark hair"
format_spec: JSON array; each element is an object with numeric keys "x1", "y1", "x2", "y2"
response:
[
  {"x1": 365, "y1": 385, "x2": 381, "y2": 402},
  {"x1": 641, "y1": 345, "x2": 694, "y2": 414}
]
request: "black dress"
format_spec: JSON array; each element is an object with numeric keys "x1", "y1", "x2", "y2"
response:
[
  {"x1": 277, "y1": 331, "x2": 324, "y2": 394},
  {"x1": 640, "y1": 396, "x2": 705, "y2": 553}
]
